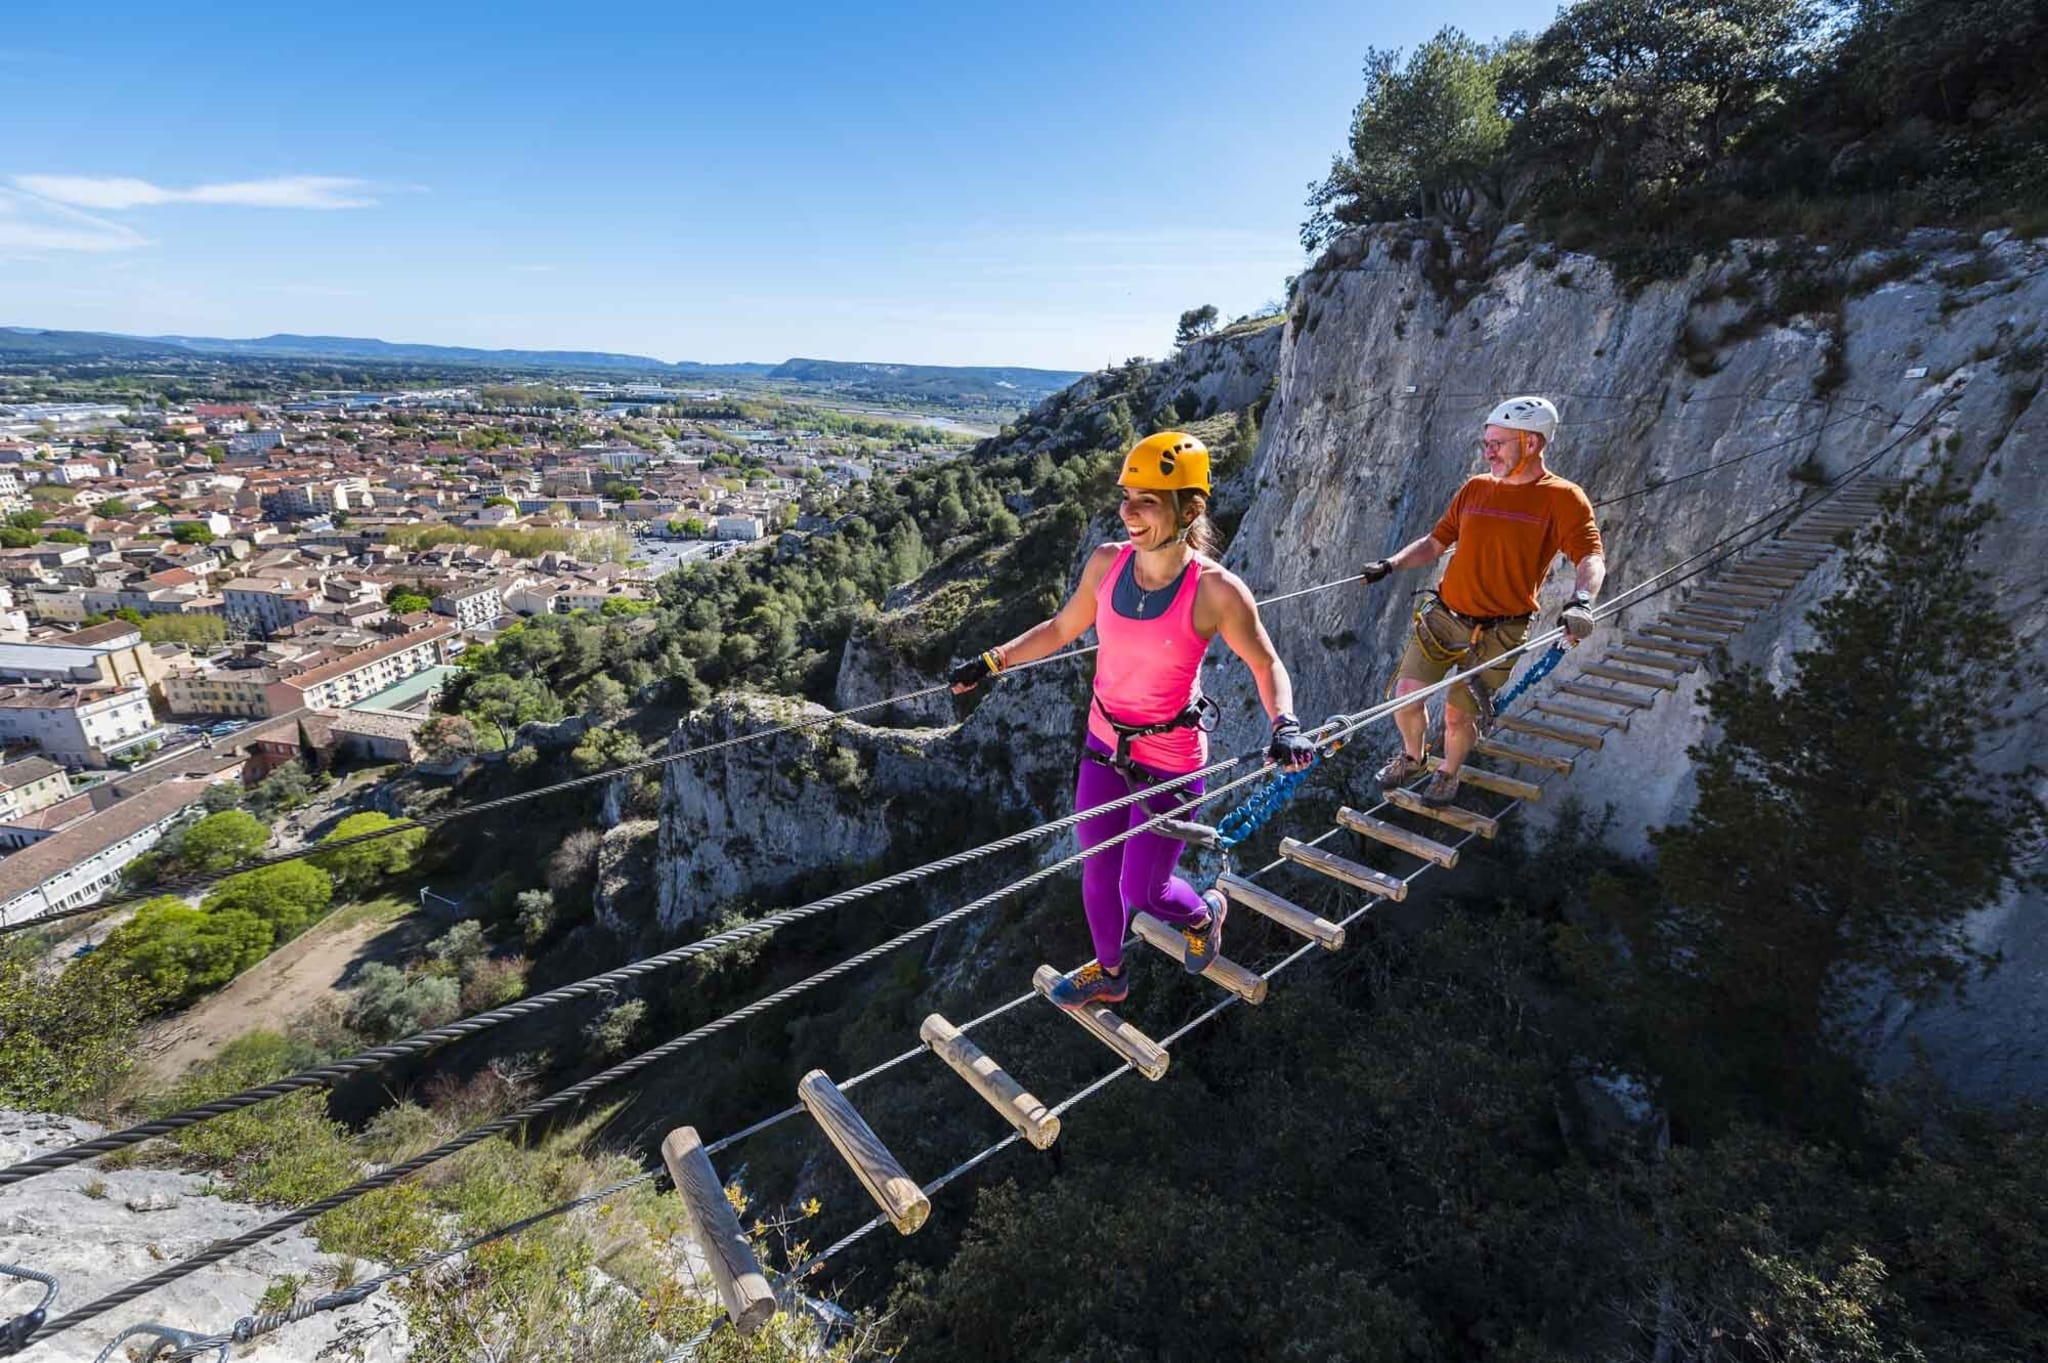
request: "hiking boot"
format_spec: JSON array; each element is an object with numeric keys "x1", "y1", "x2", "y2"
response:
[
  {"x1": 1375, "y1": 749, "x2": 1427, "y2": 791},
  {"x1": 1180, "y1": 889, "x2": 1228, "y2": 975},
  {"x1": 1046, "y1": 961, "x2": 1130, "y2": 1010},
  {"x1": 1420, "y1": 767, "x2": 1461, "y2": 808}
]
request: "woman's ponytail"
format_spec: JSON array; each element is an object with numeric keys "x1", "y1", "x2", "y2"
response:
[{"x1": 1178, "y1": 491, "x2": 1222, "y2": 557}]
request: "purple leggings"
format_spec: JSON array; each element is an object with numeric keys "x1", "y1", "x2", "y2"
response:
[{"x1": 1074, "y1": 735, "x2": 1210, "y2": 971}]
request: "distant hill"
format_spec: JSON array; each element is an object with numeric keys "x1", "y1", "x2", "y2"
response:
[
  {"x1": 145, "y1": 331, "x2": 762, "y2": 374},
  {"x1": 767, "y1": 357, "x2": 1084, "y2": 402},
  {"x1": 0, "y1": 328, "x2": 1081, "y2": 401}
]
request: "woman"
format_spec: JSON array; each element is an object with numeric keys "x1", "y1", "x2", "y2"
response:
[{"x1": 950, "y1": 430, "x2": 1317, "y2": 1008}]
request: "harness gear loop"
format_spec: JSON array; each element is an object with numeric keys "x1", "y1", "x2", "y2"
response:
[{"x1": 1409, "y1": 591, "x2": 1533, "y2": 731}]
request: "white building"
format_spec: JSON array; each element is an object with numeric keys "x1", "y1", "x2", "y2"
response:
[
  {"x1": 0, "y1": 683, "x2": 158, "y2": 767},
  {"x1": 0, "y1": 778, "x2": 211, "y2": 926},
  {"x1": 432, "y1": 581, "x2": 503, "y2": 631},
  {"x1": 223, "y1": 577, "x2": 318, "y2": 638},
  {"x1": 715, "y1": 515, "x2": 765, "y2": 541}
]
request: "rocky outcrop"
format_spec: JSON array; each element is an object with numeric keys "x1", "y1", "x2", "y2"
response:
[
  {"x1": 0, "y1": 1111, "x2": 409, "y2": 1363},
  {"x1": 1208, "y1": 225, "x2": 2047, "y2": 1099}
]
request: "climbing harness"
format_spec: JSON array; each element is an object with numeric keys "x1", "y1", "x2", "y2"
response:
[
  {"x1": 1406, "y1": 591, "x2": 1536, "y2": 730},
  {"x1": 1085, "y1": 693, "x2": 1224, "y2": 845},
  {"x1": 1085, "y1": 694, "x2": 1218, "y2": 784}
]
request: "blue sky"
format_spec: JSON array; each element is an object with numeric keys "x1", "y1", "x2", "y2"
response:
[{"x1": 2, "y1": 1, "x2": 1553, "y2": 370}]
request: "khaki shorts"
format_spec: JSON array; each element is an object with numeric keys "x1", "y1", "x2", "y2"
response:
[{"x1": 1394, "y1": 605, "x2": 1532, "y2": 715}]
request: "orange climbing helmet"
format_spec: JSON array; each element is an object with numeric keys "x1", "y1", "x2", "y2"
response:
[{"x1": 1118, "y1": 431, "x2": 1211, "y2": 496}]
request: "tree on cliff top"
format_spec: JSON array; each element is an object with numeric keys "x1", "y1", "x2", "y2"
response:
[
  {"x1": 1304, "y1": 27, "x2": 1515, "y2": 247},
  {"x1": 1610, "y1": 467, "x2": 2044, "y2": 1134}
]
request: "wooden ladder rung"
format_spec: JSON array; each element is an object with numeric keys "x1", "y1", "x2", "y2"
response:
[
  {"x1": 1498, "y1": 713, "x2": 1605, "y2": 749},
  {"x1": 1337, "y1": 805, "x2": 1461, "y2": 866},
  {"x1": 1572, "y1": 658, "x2": 1671, "y2": 691},
  {"x1": 1561, "y1": 680, "x2": 1660, "y2": 708},
  {"x1": 1426, "y1": 755, "x2": 1542, "y2": 802},
  {"x1": 1625, "y1": 633, "x2": 1710, "y2": 658},
  {"x1": 797, "y1": 1070, "x2": 930, "y2": 1235},
  {"x1": 1699, "y1": 582, "x2": 1780, "y2": 603},
  {"x1": 1747, "y1": 555, "x2": 1824, "y2": 570},
  {"x1": 920, "y1": 1015, "x2": 1060, "y2": 1150},
  {"x1": 1215, "y1": 871, "x2": 1344, "y2": 949},
  {"x1": 1473, "y1": 736, "x2": 1575, "y2": 776},
  {"x1": 1666, "y1": 611, "x2": 1748, "y2": 633},
  {"x1": 1531, "y1": 698, "x2": 1629, "y2": 732},
  {"x1": 1384, "y1": 786, "x2": 1499, "y2": 838},
  {"x1": 1678, "y1": 597, "x2": 1756, "y2": 618},
  {"x1": 1032, "y1": 965, "x2": 1170, "y2": 1080},
  {"x1": 1641, "y1": 624, "x2": 1728, "y2": 646},
  {"x1": 1604, "y1": 649, "x2": 1693, "y2": 674},
  {"x1": 1721, "y1": 570, "x2": 1804, "y2": 588},
  {"x1": 1280, "y1": 837, "x2": 1407, "y2": 900},
  {"x1": 661, "y1": 1127, "x2": 776, "y2": 1335},
  {"x1": 1685, "y1": 595, "x2": 1770, "y2": 615},
  {"x1": 1130, "y1": 912, "x2": 1269, "y2": 1004}
]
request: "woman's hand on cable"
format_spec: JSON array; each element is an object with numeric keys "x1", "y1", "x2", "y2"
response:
[
  {"x1": 1361, "y1": 559, "x2": 1393, "y2": 585},
  {"x1": 1268, "y1": 714, "x2": 1317, "y2": 772},
  {"x1": 949, "y1": 647, "x2": 1006, "y2": 694}
]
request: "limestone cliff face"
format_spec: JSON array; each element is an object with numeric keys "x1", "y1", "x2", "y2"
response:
[
  {"x1": 1206, "y1": 225, "x2": 2047, "y2": 1099},
  {"x1": 0, "y1": 1111, "x2": 409, "y2": 1363},
  {"x1": 655, "y1": 224, "x2": 2047, "y2": 1096}
]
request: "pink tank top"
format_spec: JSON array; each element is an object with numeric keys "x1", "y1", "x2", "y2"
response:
[{"x1": 1087, "y1": 543, "x2": 1212, "y2": 773}]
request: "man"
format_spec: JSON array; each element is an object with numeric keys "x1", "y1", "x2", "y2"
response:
[{"x1": 1361, "y1": 396, "x2": 1606, "y2": 806}]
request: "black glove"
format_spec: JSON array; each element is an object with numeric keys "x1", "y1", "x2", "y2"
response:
[
  {"x1": 1557, "y1": 591, "x2": 1596, "y2": 643},
  {"x1": 1268, "y1": 714, "x2": 1317, "y2": 771},
  {"x1": 1361, "y1": 559, "x2": 1393, "y2": 585},
  {"x1": 949, "y1": 648, "x2": 1005, "y2": 693}
]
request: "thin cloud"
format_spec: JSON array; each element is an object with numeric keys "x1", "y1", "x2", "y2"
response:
[
  {"x1": 14, "y1": 174, "x2": 378, "y2": 210},
  {"x1": 0, "y1": 189, "x2": 149, "y2": 253}
]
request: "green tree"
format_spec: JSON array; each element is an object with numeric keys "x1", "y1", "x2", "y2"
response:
[
  {"x1": 387, "y1": 590, "x2": 432, "y2": 615},
  {"x1": 6, "y1": 510, "x2": 46, "y2": 530},
  {"x1": 1502, "y1": 0, "x2": 1822, "y2": 211},
  {"x1": 0, "y1": 949, "x2": 155, "y2": 1109},
  {"x1": 245, "y1": 761, "x2": 314, "y2": 817},
  {"x1": 572, "y1": 674, "x2": 630, "y2": 721},
  {"x1": 42, "y1": 528, "x2": 89, "y2": 545},
  {"x1": 1174, "y1": 304, "x2": 1220, "y2": 346},
  {"x1": 178, "y1": 809, "x2": 271, "y2": 874},
  {"x1": 0, "y1": 528, "x2": 33, "y2": 549},
  {"x1": 345, "y1": 963, "x2": 460, "y2": 1042},
  {"x1": 463, "y1": 672, "x2": 565, "y2": 748},
  {"x1": 112, "y1": 606, "x2": 145, "y2": 624},
  {"x1": 171, "y1": 522, "x2": 217, "y2": 544},
  {"x1": 96, "y1": 497, "x2": 131, "y2": 516},
  {"x1": 96, "y1": 897, "x2": 271, "y2": 1006},
  {"x1": 311, "y1": 811, "x2": 428, "y2": 895},
  {"x1": 1616, "y1": 469, "x2": 2044, "y2": 1132},
  {"x1": 1305, "y1": 28, "x2": 1516, "y2": 245},
  {"x1": 202, "y1": 862, "x2": 335, "y2": 945}
]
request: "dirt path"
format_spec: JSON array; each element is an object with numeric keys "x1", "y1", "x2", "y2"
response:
[{"x1": 137, "y1": 902, "x2": 411, "y2": 1088}]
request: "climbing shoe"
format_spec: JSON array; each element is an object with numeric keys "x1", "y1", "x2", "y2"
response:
[
  {"x1": 1420, "y1": 767, "x2": 1461, "y2": 808},
  {"x1": 1047, "y1": 961, "x2": 1130, "y2": 1010},
  {"x1": 1180, "y1": 889, "x2": 1228, "y2": 975},
  {"x1": 1375, "y1": 749, "x2": 1427, "y2": 790}
]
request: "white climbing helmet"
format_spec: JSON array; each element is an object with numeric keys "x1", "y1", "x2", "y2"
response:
[{"x1": 1484, "y1": 395, "x2": 1560, "y2": 445}]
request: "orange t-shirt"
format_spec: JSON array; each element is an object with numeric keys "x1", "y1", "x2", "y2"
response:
[{"x1": 1431, "y1": 473, "x2": 1602, "y2": 618}]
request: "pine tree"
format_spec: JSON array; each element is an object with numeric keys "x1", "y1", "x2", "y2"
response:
[{"x1": 1628, "y1": 465, "x2": 2044, "y2": 1131}]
